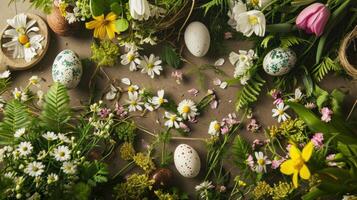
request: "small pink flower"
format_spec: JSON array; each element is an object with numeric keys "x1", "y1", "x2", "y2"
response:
[
  {"x1": 219, "y1": 185, "x2": 226, "y2": 193},
  {"x1": 311, "y1": 132, "x2": 324, "y2": 148},
  {"x1": 171, "y1": 70, "x2": 183, "y2": 84},
  {"x1": 179, "y1": 122, "x2": 190, "y2": 132},
  {"x1": 221, "y1": 126, "x2": 229, "y2": 135},
  {"x1": 321, "y1": 107, "x2": 333, "y2": 122},
  {"x1": 296, "y1": 3, "x2": 330, "y2": 36},
  {"x1": 222, "y1": 113, "x2": 240, "y2": 127},
  {"x1": 210, "y1": 100, "x2": 218, "y2": 109},
  {"x1": 115, "y1": 103, "x2": 128, "y2": 118},
  {"x1": 188, "y1": 88, "x2": 199, "y2": 96},
  {"x1": 224, "y1": 32, "x2": 233, "y2": 40},
  {"x1": 98, "y1": 108, "x2": 111, "y2": 118},
  {"x1": 246, "y1": 118, "x2": 261, "y2": 133},
  {"x1": 286, "y1": 144, "x2": 292, "y2": 152},
  {"x1": 273, "y1": 98, "x2": 283, "y2": 105},
  {"x1": 271, "y1": 158, "x2": 285, "y2": 169},
  {"x1": 252, "y1": 139, "x2": 264, "y2": 149},
  {"x1": 246, "y1": 154, "x2": 254, "y2": 169},
  {"x1": 270, "y1": 89, "x2": 282, "y2": 100}
]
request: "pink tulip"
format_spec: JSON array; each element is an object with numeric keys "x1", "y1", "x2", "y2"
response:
[{"x1": 296, "y1": 3, "x2": 330, "y2": 36}]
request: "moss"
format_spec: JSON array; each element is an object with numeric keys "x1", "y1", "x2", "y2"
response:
[{"x1": 90, "y1": 40, "x2": 120, "y2": 67}]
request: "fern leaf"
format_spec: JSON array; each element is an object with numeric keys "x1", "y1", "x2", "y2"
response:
[
  {"x1": 312, "y1": 57, "x2": 341, "y2": 82},
  {"x1": 261, "y1": 35, "x2": 274, "y2": 48},
  {"x1": 280, "y1": 35, "x2": 308, "y2": 48},
  {"x1": 40, "y1": 83, "x2": 71, "y2": 132},
  {"x1": 0, "y1": 100, "x2": 30, "y2": 144},
  {"x1": 236, "y1": 74, "x2": 266, "y2": 110},
  {"x1": 201, "y1": 0, "x2": 228, "y2": 14},
  {"x1": 232, "y1": 135, "x2": 250, "y2": 169}
]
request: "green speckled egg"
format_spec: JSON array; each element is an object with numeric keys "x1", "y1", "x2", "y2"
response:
[{"x1": 263, "y1": 47, "x2": 296, "y2": 76}]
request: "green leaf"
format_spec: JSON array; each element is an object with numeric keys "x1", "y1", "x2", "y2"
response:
[
  {"x1": 90, "y1": 0, "x2": 105, "y2": 16},
  {"x1": 232, "y1": 135, "x2": 250, "y2": 169},
  {"x1": 236, "y1": 74, "x2": 265, "y2": 110},
  {"x1": 0, "y1": 100, "x2": 30, "y2": 145},
  {"x1": 302, "y1": 187, "x2": 327, "y2": 200},
  {"x1": 40, "y1": 82, "x2": 71, "y2": 132},
  {"x1": 312, "y1": 57, "x2": 340, "y2": 82},
  {"x1": 302, "y1": 73, "x2": 313, "y2": 97},
  {"x1": 330, "y1": 89, "x2": 345, "y2": 114},
  {"x1": 160, "y1": 44, "x2": 182, "y2": 69},
  {"x1": 115, "y1": 18, "x2": 129, "y2": 32},
  {"x1": 280, "y1": 35, "x2": 308, "y2": 48},
  {"x1": 72, "y1": 182, "x2": 91, "y2": 200},
  {"x1": 110, "y1": 2, "x2": 123, "y2": 15},
  {"x1": 261, "y1": 35, "x2": 274, "y2": 48}
]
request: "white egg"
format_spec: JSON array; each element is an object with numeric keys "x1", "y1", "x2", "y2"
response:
[
  {"x1": 174, "y1": 144, "x2": 201, "y2": 178},
  {"x1": 184, "y1": 21, "x2": 210, "y2": 57},
  {"x1": 263, "y1": 47, "x2": 297, "y2": 76},
  {"x1": 52, "y1": 49, "x2": 82, "y2": 89}
]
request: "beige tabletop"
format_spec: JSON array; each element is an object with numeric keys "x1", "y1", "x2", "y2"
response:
[{"x1": 1, "y1": 2, "x2": 357, "y2": 198}]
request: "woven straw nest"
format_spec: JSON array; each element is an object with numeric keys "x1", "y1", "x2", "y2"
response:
[{"x1": 339, "y1": 25, "x2": 357, "y2": 79}]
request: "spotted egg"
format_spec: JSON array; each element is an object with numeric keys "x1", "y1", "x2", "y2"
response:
[
  {"x1": 52, "y1": 49, "x2": 82, "y2": 89},
  {"x1": 263, "y1": 47, "x2": 297, "y2": 76},
  {"x1": 174, "y1": 144, "x2": 201, "y2": 178}
]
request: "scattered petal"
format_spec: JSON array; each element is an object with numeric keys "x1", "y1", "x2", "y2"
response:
[
  {"x1": 220, "y1": 81, "x2": 228, "y2": 89},
  {"x1": 188, "y1": 88, "x2": 199, "y2": 96},
  {"x1": 213, "y1": 78, "x2": 221, "y2": 86},
  {"x1": 214, "y1": 58, "x2": 225, "y2": 66}
]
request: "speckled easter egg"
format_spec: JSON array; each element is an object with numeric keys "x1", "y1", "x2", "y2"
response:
[
  {"x1": 184, "y1": 21, "x2": 210, "y2": 57},
  {"x1": 174, "y1": 144, "x2": 201, "y2": 178},
  {"x1": 52, "y1": 49, "x2": 82, "y2": 88},
  {"x1": 263, "y1": 47, "x2": 297, "y2": 76}
]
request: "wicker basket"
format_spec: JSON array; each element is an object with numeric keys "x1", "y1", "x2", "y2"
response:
[{"x1": 339, "y1": 26, "x2": 357, "y2": 79}]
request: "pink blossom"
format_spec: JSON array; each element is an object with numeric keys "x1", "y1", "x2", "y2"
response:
[
  {"x1": 179, "y1": 122, "x2": 190, "y2": 132},
  {"x1": 326, "y1": 154, "x2": 338, "y2": 167},
  {"x1": 273, "y1": 98, "x2": 283, "y2": 105},
  {"x1": 296, "y1": 3, "x2": 330, "y2": 36},
  {"x1": 246, "y1": 154, "x2": 254, "y2": 169},
  {"x1": 246, "y1": 118, "x2": 261, "y2": 133},
  {"x1": 311, "y1": 132, "x2": 324, "y2": 148},
  {"x1": 115, "y1": 103, "x2": 128, "y2": 118},
  {"x1": 220, "y1": 126, "x2": 229, "y2": 135},
  {"x1": 98, "y1": 108, "x2": 111, "y2": 118},
  {"x1": 252, "y1": 139, "x2": 264, "y2": 149},
  {"x1": 224, "y1": 32, "x2": 233, "y2": 39},
  {"x1": 171, "y1": 70, "x2": 183, "y2": 84},
  {"x1": 188, "y1": 88, "x2": 199, "y2": 96},
  {"x1": 271, "y1": 158, "x2": 285, "y2": 169},
  {"x1": 210, "y1": 100, "x2": 218, "y2": 109},
  {"x1": 222, "y1": 113, "x2": 240, "y2": 127},
  {"x1": 271, "y1": 89, "x2": 282, "y2": 100},
  {"x1": 321, "y1": 107, "x2": 333, "y2": 122}
]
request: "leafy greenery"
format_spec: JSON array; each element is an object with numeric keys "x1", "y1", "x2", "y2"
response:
[
  {"x1": 40, "y1": 82, "x2": 71, "y2": 132},
  {"x1": 201, "y1": 0, "x2": 229, "y2": 15},
  {"x1": 115, "y1": 121, "x2": 137, "y2": 143},
  {"x1": 90, "y1": 40, "x2": 120, "y2": 67},
  {"x1": 280, "y1": 35, "x2": 308, "y2": 48},
  {"x1": 312, "y1": 57, "x2": 341, "y2": 82},
  {"x1": 232, "y1": 135, "x2": 250, "y2": 169},
  {"x1": 160, "y1": 44, "x2": 182, "y2": 69},
  {"x1": 235, "y1": 74, "x2": 266, "y2": 110}
]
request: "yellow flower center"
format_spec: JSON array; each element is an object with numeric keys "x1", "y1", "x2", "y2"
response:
[
  {"x1": 128, "y1": 86, "x2": 134, "y2": 92},
  {"x1": 18, "y1": 34, "x2": 29, "y2": 45},
  {"x1": 59, "y1": 152, "x2": 65, "y2": 157},
  {"x1": 250, "y1": 0, "x2": 259, "y2": 6},
  {"x1": 257, "y1": 158, "x2": 265, "y2": 165},
  {"x1": 214, "y1": 123, "x2": 220, "y2": 131},
  {"x1": 22, "y1": 147, "x2": 28, "y2": 151},
  {"x1": 278, "y1": 109, "x2": 284, "y2": 115},
  {"x1": 15, "y1": 92, "x2": 21, "y2": 98},
  {"x1": 147, "y1": 63, "x2": 154, "y2": 69},
  {"x1": 130, "y1": 101, "x2": 137, "y2": 106},
  {"x1": 293, "y1": 157, "x2": 305, "y2": 170},
  {"x1": 158, "y1": 98, "x2": 164, "y2": 104},
  {"x1": 127, "y1": 54, "x2": 135, "y2": 62},
  {"x1": 32, "y1": 166, "x2": 39, "y2": 172},
  {"x1": 248, "y1": 15, "x2": 259, "y2": 25},
  {"x1": 182, "y1": 106, "x2": 190, "y2": 113},
  {"x1": 170, "y1": 115, "x2": 177, "y2": 121}
]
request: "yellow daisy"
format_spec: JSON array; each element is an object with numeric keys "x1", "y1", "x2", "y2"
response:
[
  {"x1": 85, "y1": 12, "x2": 117, "y2": 40},
  {"x1": 280, "y1": 141, "x2": 313, "y2": 188}
]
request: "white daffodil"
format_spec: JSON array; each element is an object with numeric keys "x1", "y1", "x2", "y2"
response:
[
  {"x1": 177, "y1": 99, "x2": 198, "y2": 120},
  {"x1": 2, "y1": 14, "x2": 44, "y2": 62},
  {"x1": 24, "y1": 161, "x2": 45, "y2": 177},
  {"x1": 121, "y1": 78, "x2": 140, "y2": 95},
  {"x1": 208, "y1": 120, "x2": 221, "y2": 136},
  {"x1": 29, "y1": 75, "x2": 41, "y2": 87},
  {"x1": 47, "y1": 173, "x2": 59, "y2": 184},
  {"x1": 42, "y1": 131, "x2": 57, "y2": 141},
  {"x1": 288, "y1": 88, "x2": 304, "y2": 102},
  {"x1": 254, "y1": 151, "x2": 271, "y2": 173},
  {"x1": 126, "y1": 92, "x2": 144, "y2": 112},
  {"x1": 120, "y1": 49, "x2": 141, "y2": 71},
  {"x1": 164, "y1": 112, "x2": 182, "y2": 129},
  {"x1": 139, "y1": 54, "x2": 163, "y2": 79},
  {"x1": 236, "y1": 10, "x2": 266, "y2": 37},
  {"x1": 0, "y1": 70, "x2": 11, "y2": 79},
  {"x1": 14, "y1": 128, "x2": 26, "y2": 138},
  {"x1": 272, "y1": 103, "x2": 290, "y2": 123},
  {"x1": 129, "y1": 0, "x2": 151, "y2": 21},
  {"x1": 61, "y1": 161, "x2": 77, "y2": 175},
  {"x1": 53, "y1": 145, "x2": 71, "y2": 162},
  {"x1": 17, "y1": 141, "x2": 33, "y2": 156},
  {"x1": 152, "y1": 90, "x2": 167, "y2": 109}
]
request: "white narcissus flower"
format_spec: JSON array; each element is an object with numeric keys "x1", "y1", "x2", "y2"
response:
[
  {"x1": 227, "y1": 1, "x2": 247, "y2": 28},
  {"x1": 164, "y1": 112, "x2": 182, "y2": 129},
  {"x1": 18, "y1": 141, "x2": 33, "y2": 156},
  {"x1": 120, "y1": 49, "x2": 141, "y2": 71},
  {"x1": 139, "y1": 54, "x2": 163, "y2": 79},
  {"x1": 14, "y1": 128, "x2": 26, "y2": 138},
  {"x1": 126, "y1": 92, "x2": 144, "y2": 112},
  {"x1": 121, "y1": 78, "x2": 139, "y2": 95},
  {"x1": 129, "y1": 0, "x2": 151, "y2": 21},
  {"x1": 208, "y1": 120, "x2": 221, "y2": 136},
  {"x1": 177, "y1": 99, "x2": 198, "y2": 120},
  {"x1": 236, "y1": 10, "x2": 266, "y2": 37},
  {"x1": 42, "y1": 131, "x2": 57, "y2": 141},
  {"x1": 152, "y1": 89, "x2": 167, "y2": 109},
  {"x1": 53, "y1": 145, "x2": 71, "y2": 162},
  {"x1": 24, "y1": 161, "x2": 45, "y2": 177},
  {"x1": 272, "y1": 103, "x2": 290, "y2": 123},
  {"x1": 61, "y1": 161, "x2": 77, "y2": 174}
]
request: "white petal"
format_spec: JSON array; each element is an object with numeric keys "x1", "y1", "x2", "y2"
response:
[
  {"x1": 121, "y1": 78, "x2": 131, "y2": 85},
  {"x1": 214, "y1": 58, "x2": 225, "y2": 66}
]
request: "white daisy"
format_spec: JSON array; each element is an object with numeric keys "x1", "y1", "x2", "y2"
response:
[
  {"x1": 126, "y1": 92, "x2": 144, "y2": 112},
  {"x1": 139, "y1": 54, "x2": 163, "y2": 78},
  {"x1": 121, "y1": 78, "x2": 140, "y2": 95},
  {"x1": 14, "y1": 128, "x2": 26, "y2": 138},
  {"x1": 12, "y1": 88, "x2": 28, "y2": 102},
  {"x1": 24, "y1": 161, "x2": 45, "y2": 177},
  {"x1": 235, "y1": 10, "x2": 266, "y2": 37},
  {"x1": 208, "y1": 120, "x2": 221, "y2": 136},
  {"x1": 58, "y1": 133, "x2": 71, "y2": 143},
  {"x1": 288, "y1": 88, "x2": 304, "y2": 102},
  {"x1": 177, "y1": 99, "x2": 198, "y2": 120},
  {"x1": 37, "y1": 150, "x2": 46, "y2": 160},
  {"x1": 61, "y1": 161, "x2": 77, "y2": 175},
  {"x1": 47, "y1": 173, "x2": 59, "y2": 184},
  {"x1": 0, "y1": 70, "x2": 11, "y2": 79},
  {"x1": 254, "y1": 151, "x2": 271, "y2": 173},
  {"x1": 144, "y1": 99, "x2": 155, "y2": 112},
  {"x1": 53, "y1": 145, "x2": 71, "y2": 162},
  {"x1": 164, "y1": 112, "x2": 182, "y2": 129},
  {"x1": 120, "y1": 49, "x2": 141, "y2": 71},
  {"x1": 42, "y1": 131, "x2": 57, "y2": 141},
  {"x1": 29, "y1": 75, "x2": 41, "y2": 87},
  {"x1": 152, "y1": 90, "x2": 168, "y2": 109},
  {"x1": 17, "y1": 141, "x2": 33, "y2": 156},
  {"x1": 272, "y1": 103, "x2": 290, "y2": 123}
]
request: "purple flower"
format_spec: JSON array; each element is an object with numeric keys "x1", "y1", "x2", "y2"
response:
[
  {"x1": 246, "y1": 118, "x2": 260, "y2": 133},
  {"x1": 311, "y1": 133, "x2": 324, "y2": 149},
  {"x1": 98, "y1": 108, "x2": 111, "y2": 118},
  {"x1": 115, "y1": 102, "x2": 128, "y2": 118},
  {"x1": 321, "y1": 107, "x2": 333, "y2": 122}
]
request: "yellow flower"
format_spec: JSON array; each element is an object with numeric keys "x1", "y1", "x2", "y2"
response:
[
  {"x1": 280, "y1": 141, "x2": 313, "y2": 188},
  {"x1": 85, "y1": 12, "x2": 117, "y2": 40}
]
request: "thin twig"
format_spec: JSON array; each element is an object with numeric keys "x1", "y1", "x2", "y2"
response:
[
  {"x1": 347, "y1": 99, "x2": 357, "y2": 120},
  {"x1": 177, "y1": 0, "x2": 195, "y2": 42}
]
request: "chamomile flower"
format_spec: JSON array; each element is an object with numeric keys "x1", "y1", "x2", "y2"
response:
[
  {"x1": 126, "y1": 92, "x2": 144, "y2": 112},
  {"x1": 29, "y1": 75, "x2": 41, "y2": 87},
  {"x1": 177, "y1": 99, "x2": 198, "y2": 120},
  {"x1": 120, "y1": 49, "x2": 141, "y2": 71},
  {"x1": 139, "y1": 54, "x2": 163, "y2": 79},
  {"x1": 14, "y1": 128, "x2": 26, "y2": 138},
  {"x1": 121, "y1": 78, "x2": 139, "y2": 94},
  {"x1": 208, "y1": 120, "x2": 221, "y2": 136},
  {"x1": 42, "y1": 131, "x2": 57, "y2": 141},
  {"x1": 18, "y1": 141, "x2": 33, "y2": 156},
  {"x1": 12, "y1": 88, "x2": 28, "y2": 102},
  {"x1": 47, "y1": 173, "x2": 59, "y2": 184},
  {"x1": 24, "y1": 161, "x2": 45, "y2": 177},
  {"x1": 272, "y1": 103, "x2": 290, "y2": 123},
  {"x1": 58, "y1": 133, "x2": 71, "y2": 143},
  {"x1": 61, "y1": 161, "x2": 77, "y2": 175},
  {"x1": 152, "y1": 90, "x2": 167, "y2": 109},
  {"x1": 254, "y1": 151, "x2": 271, "y2": 173},
  {"x1": 164, "y1": 112, "x2": 182, "y2": 129},
  {"x1": 53, "y1": 145, "x2": 71, "y2": 162}
]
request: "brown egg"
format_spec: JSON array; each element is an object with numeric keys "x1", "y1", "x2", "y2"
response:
[
  {"x1": 46, "y1": 6, "x2": 80, "y2": 36},
  {"x1": 150, "y1": 168, "x2": 173, "y2": 188}
]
